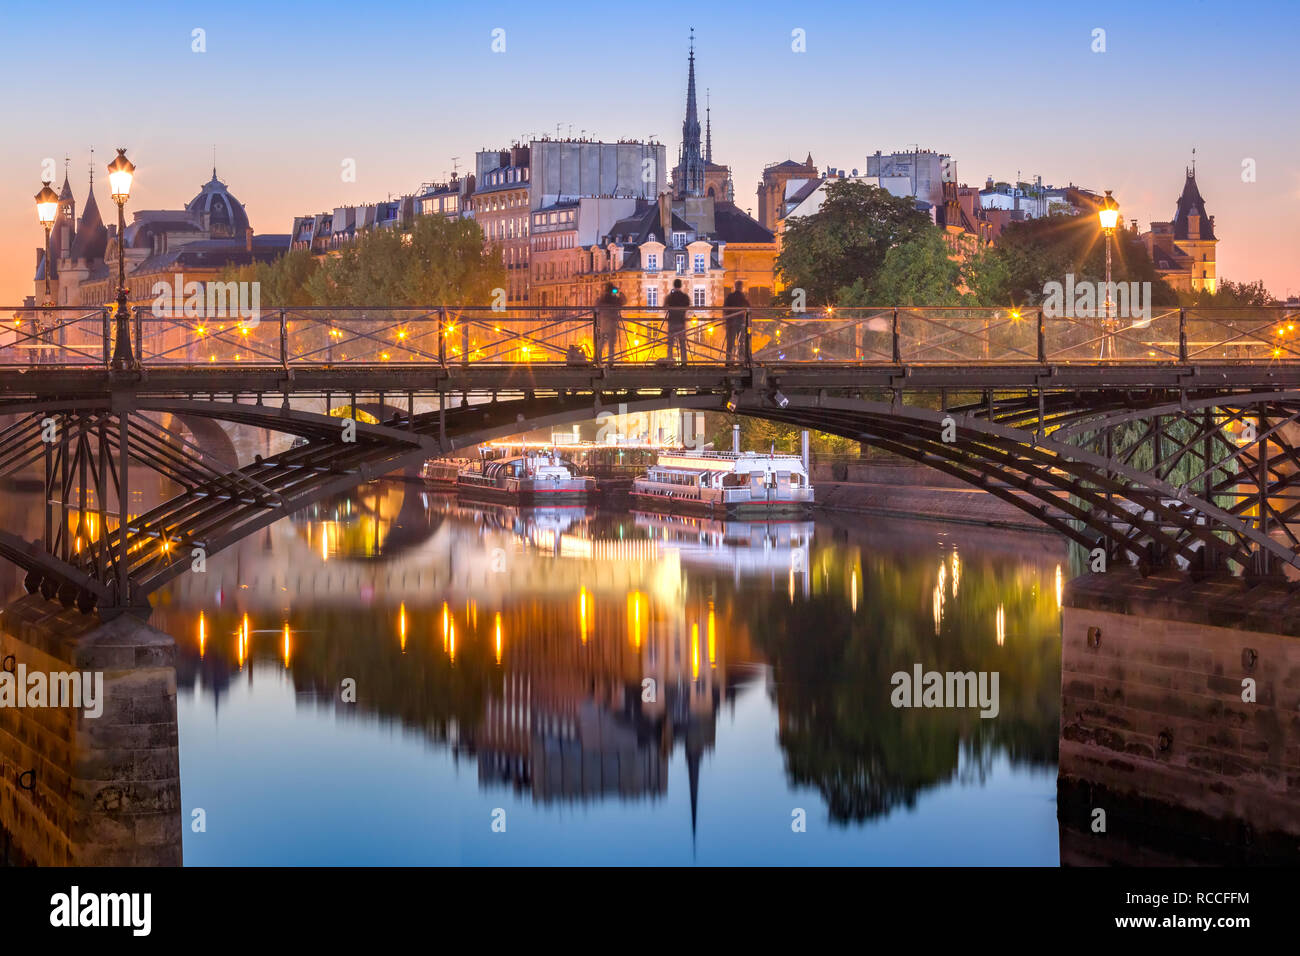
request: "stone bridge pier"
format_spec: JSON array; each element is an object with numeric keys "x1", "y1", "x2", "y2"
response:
[
  {"x1": 0, "y1": 595, "x2": 181, "y2": 866},
  {"x1": 1059, "y1": 569, "x2": 1300, "y2": 864}
]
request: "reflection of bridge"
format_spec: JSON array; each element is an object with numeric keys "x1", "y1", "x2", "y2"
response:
[{"x1": 3, "y1": 305, "x2": 1300, "y2": 616}]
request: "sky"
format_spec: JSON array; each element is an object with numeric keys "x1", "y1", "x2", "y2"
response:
[{"x1": 2, "y1": 0, "x2": 1298, "y2": 304}]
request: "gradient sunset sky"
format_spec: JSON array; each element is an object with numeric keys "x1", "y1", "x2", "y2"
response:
[{"x1": 2, "y1": 0, "x2": 1297, "y2": 304}]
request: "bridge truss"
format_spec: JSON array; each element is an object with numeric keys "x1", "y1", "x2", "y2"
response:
[{"x1": 0, "y1": 305, "x2": 1296, "y2": 616}]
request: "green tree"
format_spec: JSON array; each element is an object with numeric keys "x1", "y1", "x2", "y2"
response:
[
  {"x1": 223, "y1": 216, "x2": 504, "y2": 307},
  {"x1": 1181, "y1": 278, "x2": 1275, "y2": 308},
  {"x1": 777, "y1": 180, "x2": 931, "y2": 306},
  {"x1": 863, "y1": 228, "x2": 967, "y2": 306},
  {"x1": 311, "y1": 216, "x2": 505, "y2": 306},
  {"x1": 967, "y1": 215, "x2": 1177, "y2": 308}
]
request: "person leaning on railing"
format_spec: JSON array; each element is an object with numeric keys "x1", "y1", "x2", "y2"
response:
[
  {"x1": 665, "y1": 279, "x2": 691, "y2": 366},
  {"x1": 594, "y1": 282, "x2": 625, "y2": 366},
  {"x1": 723, "y1": 280, "x2": 751, "y2": 365}
]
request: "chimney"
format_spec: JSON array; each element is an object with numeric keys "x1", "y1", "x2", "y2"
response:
[{"x1": 658, "y1": 192, "x2": 671, "y2": 237}]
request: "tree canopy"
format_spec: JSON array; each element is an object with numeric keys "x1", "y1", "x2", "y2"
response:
[
  {"x1": 220, "y1": 215, "x2": 505, "y2": 306},
  {"x1": 776, "y1": 180, "x2": 931, "y2": 306}
]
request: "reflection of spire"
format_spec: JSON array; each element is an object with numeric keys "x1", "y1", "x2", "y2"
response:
[{"x1": 687, "y1": 740, "x2": 701, "y2": 855}]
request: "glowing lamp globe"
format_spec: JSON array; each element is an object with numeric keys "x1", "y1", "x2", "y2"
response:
[
  {"x1": 35, "y1": 183, "x2": 59, "y2": 225},
  {"x1": 1098, "y1": 190, "x2": 1120, "y2": 231},
  {"x1": 106, "y1": 148, "x2": 135, "y2": 204}
]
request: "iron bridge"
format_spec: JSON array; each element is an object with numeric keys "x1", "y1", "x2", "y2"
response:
[{"x1": 1, "y1": 303, "x2": 1298, "y2": 616}]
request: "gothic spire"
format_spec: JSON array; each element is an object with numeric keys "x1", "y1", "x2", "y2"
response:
[
  {"x1": 705, "y1": 88, "x2": 712, "y2": 165},
  {"x1": 678, "y1": 29, "x2": 704, "y2": 197}
]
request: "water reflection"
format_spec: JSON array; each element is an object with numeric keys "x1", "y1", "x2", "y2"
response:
[
  {"x1": 5, "y1": 467, "x2": 1297, "y2": 864},
  {"x1": 133, "y1": 481, "x2": 1066, "y2": 862}
]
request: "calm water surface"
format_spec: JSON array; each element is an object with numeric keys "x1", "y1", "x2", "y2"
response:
[{"x1": 137, "y1": 482, "x2": 1065, "y2": 865}]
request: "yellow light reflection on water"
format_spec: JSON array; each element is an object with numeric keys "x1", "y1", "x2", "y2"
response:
[
  {"x1": 951, "y1": 549, "x2": 960, "y2": 597},
  {"x1": 579, "y1": 587, "x2": 588, "y2": 644},
  {"x1": 495, "y1": 612, "x2": 503, "y2": 664},
  {"x1": 399, "y1": 602, "x2": 407, "y2": 653},
  {"x1": 996, "y1": 604, "x2": 1005, "y2": 646},
  {"x1": 238, "y1": 613, "x2": 249, "y2": 668},
  {"x1": 1055, "y1": 565, "x2": 1063, "y2": 609},
  {"x1": 198, "y1": 611, "x2": 205, "y2": 659},
  {"x1": 707, "y1": 603, "x2": 716, "y2": 666},
  {"x1": 850, "y1": 569, "x2": 858, "y2": 613},
  {"x1": 691, "y1": 622, "x2": 700, "y2": 680},
  {"x1": 627, "y1": 591, "x2": 644, "y2": 649},
  {"x1": 442, "y1": 602, "x2": 450, "y2": 652},
  {"x1": 283, "y1": 622, "x2": 291, "y2": 667}
]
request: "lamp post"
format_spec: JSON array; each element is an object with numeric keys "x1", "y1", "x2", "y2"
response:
[
  {"x1": 106, "y1": 148, "x2": 136, "y2": 370},
  {"x1": 1097, "y1": 190, "x2": 1120, "y2": 360},
  {"x1": 34, "y1": 183, "x2": 59, "y2": 365},
  {"x1": 35, "y1": 183, "x2": 58, "y2": 306}
]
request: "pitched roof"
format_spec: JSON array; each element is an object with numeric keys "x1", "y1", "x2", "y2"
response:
[
  {"x1": 1172, "y1": 170, "x2": 1215, "y2": 240},
  {"x1": 711, "y1": 202, "x2": 774, "y2": 243},
  {"x1": 69, "y1": 185, "x2": 107, "y2": 261}
]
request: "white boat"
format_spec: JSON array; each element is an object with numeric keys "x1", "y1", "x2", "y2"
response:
[
  {"x1": 631, "y1": 450, "x2": 814, "y2": 517},
  {"x1": 456, "y1": 454, "x2": 595, "y2": 505},
  {"x1": 420, "y1": 458, "x2": 472, "y2": 490}
]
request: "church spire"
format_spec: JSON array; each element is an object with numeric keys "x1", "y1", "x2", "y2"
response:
[
  {"x1": 677, "y1": 29, "x2": 705, "y2": 197},
  {"x1": 705, "y1": 88, "x2": 712, "y2": 165}
]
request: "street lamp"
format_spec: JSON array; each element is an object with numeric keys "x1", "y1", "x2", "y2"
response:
[
  {"x1": 34, "y1": 182, "x2": 60, "y2": 365},
  {"x1": 106, "y1": 148, "x2": 136, "y2": 370},
  {"x1": 1097, "y1": 190, "x2": 1120, "y2": 359}
]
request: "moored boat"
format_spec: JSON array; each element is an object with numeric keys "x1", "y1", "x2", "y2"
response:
[
  {"x1": 631, "y1": 450, "x2": 814, "y2": 517},
  {"x1": 457, "y1": 453, "x2": 595, "y2": 505},
  {"x1": 420, "y1": 458, "x2": 471, "y2": 491}
]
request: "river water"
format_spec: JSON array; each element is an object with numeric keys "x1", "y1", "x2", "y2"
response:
[{"x1": 127, "y1": 481, "x2": 1065, "y2": 865}]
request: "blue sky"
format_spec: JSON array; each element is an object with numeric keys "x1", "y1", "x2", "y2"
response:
[{"x1": 3, "y1": 0, "x2": 1298, "y2": 301}]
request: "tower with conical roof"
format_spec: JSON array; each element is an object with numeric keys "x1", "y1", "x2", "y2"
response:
[{"x1": 1140, "y1": 163, "x2": 1218, "y2": 294}]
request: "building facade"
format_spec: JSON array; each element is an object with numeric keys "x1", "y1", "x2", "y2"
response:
[
  {"x1": 33, "y1": 167, "x2": 288, "y2": 310},
  {"x1": 1141, "y1": 169, "x2": 1217, "y2": 294}
]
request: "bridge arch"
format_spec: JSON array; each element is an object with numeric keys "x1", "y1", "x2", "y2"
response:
[{"x1": 0, "y1": 382, "x2": 1295, "y2": 615}]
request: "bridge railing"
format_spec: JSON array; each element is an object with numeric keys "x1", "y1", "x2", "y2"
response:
[{"x1": 2, "y1": 305, "x2": 1299, "y2": 367}]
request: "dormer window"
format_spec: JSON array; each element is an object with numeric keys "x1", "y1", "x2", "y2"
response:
[{"x1": 673, "y1": 232, "x2": 686, "y2": 248}]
